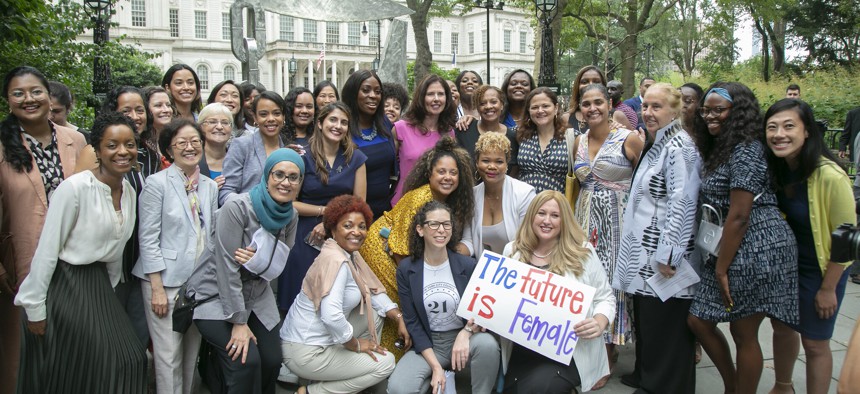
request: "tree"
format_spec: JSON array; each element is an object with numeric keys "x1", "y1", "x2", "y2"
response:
[
  {"x1": 787, "y1": 0, "x2": 860, "y2": 66},
  {"x1": 563, "y1": 0, "x2": 679, "y2": 98},
  {"x1": 406, "y1": 0, "x2": 436, "y2": 84}
]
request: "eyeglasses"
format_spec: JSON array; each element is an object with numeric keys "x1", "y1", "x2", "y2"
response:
[
  {"x1": 699, "y1": 106, "x2": 731, "y2": 118},
  {"x1": 202, "y1": 119, "x2": 232, "y2": 127},
  {"x1": 424, "y1": 221, "x2": 453, "y2": 230},
  {"x1": 9, "y1": 88, "x2": 47, "y2": 103},
  {"x1": 172, "y1": 139, "x2": 202, "y2": 149},
  {"x1": 270, "y1": 170, "x2": 302, "y2": 184}
]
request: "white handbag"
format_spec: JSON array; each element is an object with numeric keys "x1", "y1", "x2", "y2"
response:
[{"x1": 696, "y1": 204, "x2": 723, "y2": 257}]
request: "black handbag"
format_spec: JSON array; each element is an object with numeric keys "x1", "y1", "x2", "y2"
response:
[{"x1": 172, "y1": 282, "x2": 216, "y2": 333}]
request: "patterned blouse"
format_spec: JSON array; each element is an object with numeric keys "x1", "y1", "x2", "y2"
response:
[
  {"x1": 22, "y1": 128, "x2": 64, "y2": 201},
  {"x1": 516, "y1": 133, "x2": 568, "y2": 194}
]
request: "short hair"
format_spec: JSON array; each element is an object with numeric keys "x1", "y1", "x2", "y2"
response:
[
  {"x1": 640, "y1": 76, "x2": 655, "y2": 86},
  {"x1": 48, "y1": 81, "x2": 73, "y2": 109},
  {"x1": 786, "y1": 84, "x2": 800, "y2": 92},
  {"x1": 474, "y1": 131, "x2": 512, "y2": 162},
  {"x1": 158, "y1": 118, "x2": 205, "y2": 163},
  {"x1": 645, "y1": 82, "x2": 682, "y2": 118},
  {"x1": 102, "y1": 86, "x2": 144, "y2": 114},
  {"x1": 91, "y1": 111, "x2": 138, "y2": 153},
  {"x1": 471, "y1": 85, "x2": 506, "y2": 112},
  {"x1": 198, "y1": 102, "x2": 234, "y2": 128},
  {"x1": 253, "y1": 91, "x2": 289, "y2": 144},
  {"x1": 382, "y1": 82, "x2": 410, "y2": 109},
  {"x1": 680, "y1": 82, "x2": 704, "y2": 101},
  {"x1": 323, "y1": 194, "x2": 374, "y2": 238},
  {"x1": 408, "y1": 201, "x2": 457, "y2": 259}
]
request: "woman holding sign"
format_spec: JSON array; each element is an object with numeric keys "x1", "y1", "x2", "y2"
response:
[
  {"x1": 185, "y1": 148, "x2": 302, "y2": 394},
  {"x1": 389, "y1": 201, "x2": 500, "y2": 394},
  {"x1": 500, "y1": 190, "x2": 616, "y2": 393}
]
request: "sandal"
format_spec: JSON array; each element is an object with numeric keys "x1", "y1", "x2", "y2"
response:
[{"x1": 851, "y1": 273, "x2": 860, "y2": 285}]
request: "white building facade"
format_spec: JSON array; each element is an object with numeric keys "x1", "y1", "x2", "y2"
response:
[{"x1": 98, "y1": 0, "x2": 537, "y2": 96}]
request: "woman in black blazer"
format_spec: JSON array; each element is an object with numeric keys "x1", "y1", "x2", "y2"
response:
[{"x1": 389, "y1": 201, "x2": 500, "y2": 394}]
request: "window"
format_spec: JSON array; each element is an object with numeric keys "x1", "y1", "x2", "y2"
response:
[
  {"x1": 468, "y1": 32, "x2": 475, "y2": 54},
  {"x1": 504, "y1": 30, "x2": 511, "y2": 52},
  {"x1": 326, "y1": 22, "x2": 339, "y2": 44},
  {"x1": 348, "y1": 22, "x2": 360, "y2": 46},
  {"x1": 222, "y1": 13, "x2": 230, "y2": 40},
  {"x1": 197, "y1": 65, "x2": 209, "y2": 90},
  {"x1": 304, "y1": 20, "x2": 317, "y2": 42},
  {"x1": 224, "y1": 65, "x2": 235, "y2": 81},
  {"x1": 433, "y1": 31, "x2": 442, "y2": 53},
  {"x1": 194, "y1": 11, "x2": 207, "y2": 39},
  {"x1": 280, "y1": 15, "x2": 294, "y2": 41},
  {"x1": 520, "y1": 31, "x2": 527, "y2": 53},
  {"x1": 131, "y1": 0, "x2": 146, "y2": 27},
  {"x1": 481, "y1": 29, "x2": 487, "y2": 52},
  {"x1": 451, "y1": 32, "x2": 459, "y2": 54},
  {"x1": 370, "y1": 22, "x2": 379, "y2": 47},
  {"x1": 169, "y1": 9, "x2": 179, "y2": 37}
]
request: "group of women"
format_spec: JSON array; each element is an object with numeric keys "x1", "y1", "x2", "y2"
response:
[{"x1": 0, "y1": 60, "x2": 854, "y2": 394}]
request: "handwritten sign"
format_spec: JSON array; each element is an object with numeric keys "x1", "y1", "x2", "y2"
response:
[{"x1": 456, "y1": 251, "x2": 596, "y2": 365}]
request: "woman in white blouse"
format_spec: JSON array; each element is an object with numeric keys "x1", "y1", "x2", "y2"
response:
[
  {"x1": 611, "y1": 83, "x2": 703, "y2": 393},
  {"x1": 281, "y1": 195, "x2": 408, "y2": 394},
  {"x1": 15, "y1": 112, "x2": 146, "y2": 393},
  {"x1": 501, "y1": 190, "x2": 616, "y2": 393},
  {"x1": 457, "y1": 132, "x2": 535, "y2": 257}
]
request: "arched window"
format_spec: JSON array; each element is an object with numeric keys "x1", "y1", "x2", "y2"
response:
[
  {"x1": 224, "y1": 65, "x2": 236, "y2": 81},
  {"x1": 197, "y1": 65, "x2": 209, "y2": 90}
]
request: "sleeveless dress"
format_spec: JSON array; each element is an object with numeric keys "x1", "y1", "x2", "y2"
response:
[
  {"x1": 573, "y1": 128, "x2": 634, "y2": 345},
  {"x1": 277, "y1": 148, "x2": 368, "y2": 311}
]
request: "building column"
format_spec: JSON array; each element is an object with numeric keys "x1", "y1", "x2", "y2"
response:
[
  {"x1": 331, "y1": 60, "x2": 337, "y2": 87},
  {"x1": 308, "y1": 58, "x2": 315, "y2": 87},
  {"x1": 354, "y1": 60, "x2": 359, "y2": 73},
  {"x1": 278, "y1": 58, "x2": 285, "y2": 95}
]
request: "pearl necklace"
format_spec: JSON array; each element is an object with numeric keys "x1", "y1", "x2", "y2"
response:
[
  {"x1": 360, "y1": 126, "x2": 378, "y2": 141},
  {"x1": 532, "y1": 250, "x2": 552, "y2": 259}
]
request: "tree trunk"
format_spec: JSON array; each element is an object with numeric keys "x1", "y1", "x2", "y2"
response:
[
  {"x1": 768, "y1": 19, "x2": 786, "y2": 73},
  {"x1": 410, "y1": 10, "x2": 432, "y2": 84},
  {"x1": 620, "y1": 33, "x2": 637, "y2": 99},
  {"x1": 754, "y1": 19, "x2": 770, "y2": 82}
]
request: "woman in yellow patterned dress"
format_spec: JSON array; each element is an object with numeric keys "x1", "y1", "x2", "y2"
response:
[{"x1": 360, "y1": 137, "x2": 475, "y2": 359}]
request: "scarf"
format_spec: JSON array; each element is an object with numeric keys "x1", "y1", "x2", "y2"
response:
[{"x1": 250, "y1": 148, "x2": 305, "y2": 234}]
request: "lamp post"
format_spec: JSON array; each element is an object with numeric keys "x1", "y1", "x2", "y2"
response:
[
  {"x1": 363, "y1": 20, "x2": 383, "y2": 72},
  {"x1": 475, "y1": 1, "x2": 504, "y2": 84},
  {"x1": 288, "y1": 55, "x2": 297, "y2": 89},
  {"x1": 644, "y1": 43, "x2": 653, "y2": 76},
  {"x1": 85, "y1": 0, "x2": 112, "y2": 116},
  {"x1": 534, "y1": 0, "x2": 558, "y2": 90}
]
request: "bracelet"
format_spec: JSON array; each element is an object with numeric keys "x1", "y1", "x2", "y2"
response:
[
  {"x1": 318, "y1": 206, "x2": 323, "y2": 217},
  {"x1": 463, "y1": 325, "x2": 473, "y2": 333},
  {"x1": 355, "y1": 338, "x2": 361, "y2": 353}
]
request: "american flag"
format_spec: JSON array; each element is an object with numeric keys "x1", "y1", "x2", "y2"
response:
[{"x1": 316, "y1": 43, "x2": 326, "y2": 71}]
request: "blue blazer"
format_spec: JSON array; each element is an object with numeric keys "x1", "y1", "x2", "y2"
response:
[
  {"x1": 132, "y1": 165, "x2": 218, "y2": 287},
  {"x1": 396, "y1": 250, "x2": 476, "y2": 353},
  {"x1": 219, "y1": 132, "x2": 282, "y2": 206}
]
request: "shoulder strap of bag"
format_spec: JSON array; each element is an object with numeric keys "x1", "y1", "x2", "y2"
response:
[{"x1": 565, "y1": 128, "x2": 576, "y2": 174}]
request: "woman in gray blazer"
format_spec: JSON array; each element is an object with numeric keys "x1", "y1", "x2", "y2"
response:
[
  {"x1": 456, "y1": 132, "x2": 535, "y2": 258},
  {"x1": 132, "y1": 119, "x2": 218, "y2": 394},
  {"x1": 187, "y1": 148, "x2": 303, "y2": 394}
]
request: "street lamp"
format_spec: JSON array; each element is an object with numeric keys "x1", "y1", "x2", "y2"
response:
[
  {"x1": 534, "y1": 0, "x2": 558, "y2": 89},
  {"x1": 475, "y1": 1, "x2": 504, "y2": 84},
  {"x1": 363, "y1": 20, "x2": 383, "y2": 72},
  {"x1": 85, "y1": 0, "x2": 112, "y2": 116},
  {"x1": 288, "y1": 55, "x2": 297, "y2": 88}
]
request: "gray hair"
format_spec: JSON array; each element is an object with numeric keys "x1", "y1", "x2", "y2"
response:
[{"x1": 198, "y1": 102, "x2": 234, "y2": 128}]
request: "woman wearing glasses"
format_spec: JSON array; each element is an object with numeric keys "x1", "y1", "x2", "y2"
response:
[
  {"x1": 0, "y1": 66, "x2": 87, "y2": 394},
  {"x1": 186, "y1": 148, "x2": 303, "y2": 394},
  {"x1": 278, "y1": 102, "x2": 367, "y2": 313},
  {"x1": 198, "y1": 103, "x2": 234, "y2": 188},
  {"x1": 687, "y1": 83, "x2": 798, "y2": 394},
  {"x1": 132, "y1": 119, "x2": 218, "y2": 394}
]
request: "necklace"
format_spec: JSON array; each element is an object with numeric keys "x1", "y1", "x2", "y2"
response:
[
  {"x1": 532, "y1": 250, "x2": 552, "y2": 259},
  {"x1": 360, "y1": 126, "x2": 377, "y2": 141}
]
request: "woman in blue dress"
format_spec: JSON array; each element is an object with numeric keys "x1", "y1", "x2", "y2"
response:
[
  {"x1": 341, "y1": 70, "x2": 396, "y2": 219},
  {"x1": 277, "y1": 102, "x2": 367, "y2": 313}
]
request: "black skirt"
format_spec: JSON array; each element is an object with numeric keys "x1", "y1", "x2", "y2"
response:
[{"x1": 17, "y1": 260, "x2": 146, "y2": 394}]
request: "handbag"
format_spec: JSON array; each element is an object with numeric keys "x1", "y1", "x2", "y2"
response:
[
  {"x1": 172, "y1": 282, "x2": 215, "y2": 333},
  {"x1": 564, "y1": 128, "x2": 580, "y2": 210},
  {"x1": 696, "y1": 192, "x2": 764, "y2": 257}
]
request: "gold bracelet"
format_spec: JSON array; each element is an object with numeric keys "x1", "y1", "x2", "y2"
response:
[{"x1": 355, "y1": 338, "x2": 361, "y2": 353}]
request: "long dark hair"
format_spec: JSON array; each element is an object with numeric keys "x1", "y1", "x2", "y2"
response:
[
  {"x1": 284, "y1": 87, "x2": 314, "y2": 141},
  {"x1": 1, "y1": 66, "x2": 51, "y2": 173},
  {"x1": 341, "y1": 70, "x2": 391, "y2": 139},
  {"x1": 402, "y1": 74, "x2": 457, "y2": 133},
  {"x1": 517, "y1": 87, "x2": 566, "y2": 142},
  {"x1": 568, "y1": 65, "x2": 607, "y2": 110},
  {"x1": 252, "y1": 91, "x2": 291, "y2": 145},
  {"x1": 207, "y1": 80, "x2": 245, "y2": 128},
  {"x1": 308, "y1": 102, "x2": 357, "y2": 185},
  {"x1": 693, "y1": 82, "x2": 763, "y2": 173},
  {"x1": 404, "y1": 137, "x2": 475, "y2": 242},
  {"x1": 764, "y1": 99, "x2": 841, "y2": 191},
  {"x1": 408, "y1": 201, "x2": 457, "y2": 260},
  {"x1": 501, "y1": 69, "x2": 535, "y2": 120},
  {"x1": 312, "y1": 80, "x2": 340, "y2": 111},
  {"x1": 161, "y1": 64, "x2": 202, "y2": 114}
]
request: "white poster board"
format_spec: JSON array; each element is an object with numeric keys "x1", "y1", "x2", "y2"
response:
[{"x1": 456, "y1": 251, "x2": 596, "y2": 365}]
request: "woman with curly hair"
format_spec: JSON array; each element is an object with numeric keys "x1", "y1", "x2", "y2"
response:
[
  {"x1": 687, "y1": 82, "x2": 798, "y2": 394},
  {"x1": 360, "y1": 137, "x2": 475, "y2": 359},
  {"x1": 516, "y1": 87, "x2": 568, "y2": 193},
  {"x1": 501, "y1": 190, "x2": 615, "y2": 393},
  {"x1": 382, "y1": 82, "x2": 409, "y2": 124},
  {"x1": 283, "y1": 87, "x2": 315, "y2": 148},
  {"x1": 391, "y1": 74, "x2": 457, "y2": 205},
  {"x1": 560, "y1": 65, "x2": 607, "y2": 136}
]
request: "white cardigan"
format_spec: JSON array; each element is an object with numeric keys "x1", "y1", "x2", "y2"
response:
[
  {"x1": 499, "y1": 242, "x2": 616, "y2": 392},
  {"x1": 460, "y1": 176, "x2": 535, "y2": 257}
]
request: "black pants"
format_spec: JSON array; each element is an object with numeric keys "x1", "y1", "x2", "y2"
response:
[
  {"x1": 632, "y1": 295, "x2": 696, "y2": 394},
  {"x1": 503, "y1": 343, "x2": 581, "y2": 394},
  {"x1": 195, "y1": 314, "x2": 282, "y2": 394}
]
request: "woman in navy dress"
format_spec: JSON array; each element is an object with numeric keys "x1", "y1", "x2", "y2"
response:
[
  {"x1": 341, "y1": 70, "x2": 396, "y2": 219},
  {"x1": 277, "y1": 102, "x2": 368, "y2": 313}
]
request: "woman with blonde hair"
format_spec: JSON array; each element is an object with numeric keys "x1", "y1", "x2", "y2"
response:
[{"x1": 501, "y1": 190, "x2": 615, "y2": 393}]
